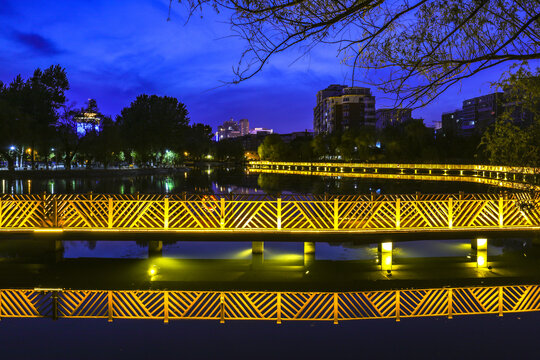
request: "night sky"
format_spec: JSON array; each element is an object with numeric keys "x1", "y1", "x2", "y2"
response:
[{"x1": 0, "y1": 0, "x2": 522, "y2": 133}]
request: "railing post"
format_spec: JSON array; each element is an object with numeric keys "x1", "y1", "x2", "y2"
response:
[
  {"x1": 396, "y1": 198, "x2": 401, "y2": 230},
  {"x1": 396, "y1": 290, "x2": 400, "y2": 322},
  {"x1": 334, "y1": 198, "x2": 339, "y2": 230},
  {"x1": 41, "y1": 191, "x2": 47, "y2": 228},
  {"x1": 220, "y1": 198, "x2": 225, "y2": 229},
  {"x1": 277, "y1": 197, "x2": 282, "y2": 230},
  {"x1": 164, "y1": 291, "x2": 169, "y2": 324},
  {"x1": 52, "y1": 290, "x2": 58, "y2": 321},
  {"x1": 220, "y1": 292, "x2": 225, "y2": 323},
  {"x1": 498, "y1": 286, "x2": 503, "y2": 317},
  {"x1": 53, "y1": 197, "x2": 58, "y2": 228},
  {"x1": 277, "y1": 293, "x2": 282, "y2": 324},
  {"x1": 108, "y1": 291, "x2": 113, "y2": 322},
  {"x1": 164, "y1": 197, "x2": 169, "y2": 230},
  {"x1": 448, "y1": 197, "x2": 453, "y2": 229},
  {"x1": 333, "y1": 293, "x2": 339, "y2": 324},
  {"x1": 108, "y1": 197, "x2": 113, "y2": 229},
  {"x1": 498, "y1": 195, "x2": 504, "y2": 227},
  {"x1": 448, "y1": 288, "x2": 453, "y2": 319}
]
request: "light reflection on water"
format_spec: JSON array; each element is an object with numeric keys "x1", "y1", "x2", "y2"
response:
[
  {"x1": 0, "y1": 166, "x2": 498, "y2": 195},
  {"x1": 62, "y1": 239, "x2": 505, "y2": 260}
]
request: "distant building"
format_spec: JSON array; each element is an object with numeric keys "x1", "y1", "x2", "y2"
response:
[
  {"x1": 74, "y1": 99, "x2": 102, "y2": 137},
  {"x1": 314, "y1": 85, "x2": 376, "y2": 134},
  {"x1": 280, "y1": 130, "x2": 314, "y2": 143},
  {"x1": 249, "y1": 127, "x2": 273, "y2": 135},
  {"x1": 239, "y1": 118, "x2": 249, "y2": 136},
  {"x1": 375, "y1": 108, "x2": 413, "y2": 129},
  {"x1": 216, "y1": 118, "x2": 242, "y2": 141},
  {"x1": 441, "y1": 93, "x2": 503, "y2": 136},
  {"x1": 216, "y1": 118, "x2": 272, "y2": 141}
]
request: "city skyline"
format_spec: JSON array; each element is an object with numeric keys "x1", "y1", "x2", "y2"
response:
[{"x1": 0, "y1": 0, "x2": 529, "y2": 133}]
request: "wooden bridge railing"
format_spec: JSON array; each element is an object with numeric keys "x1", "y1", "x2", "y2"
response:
[
  {"x1": 1, "y1": 285, "x2": 540, "y2": 322},
  {"x1": 0, "y1": 193, "x2": 538, "y2": 231}
]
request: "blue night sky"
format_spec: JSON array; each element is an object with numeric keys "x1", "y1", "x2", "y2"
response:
[{"x1": 0, "y1": 0, "x2": 527, "y2": 133}]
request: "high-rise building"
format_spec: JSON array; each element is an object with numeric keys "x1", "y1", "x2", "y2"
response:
[
  {"x1": 239, "y1": 118, "x2": 249, "y2": 136},
  {"x1": 314, "y1": 85, "x2": 376, "y2": 134},
  {"x1": 375, "y1": 108, "x2": 413, "y2": 129}
]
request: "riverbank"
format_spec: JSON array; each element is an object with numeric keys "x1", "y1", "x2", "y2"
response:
[{"x1": 0, "y1": 167, "x2": 189, "y2": 180}]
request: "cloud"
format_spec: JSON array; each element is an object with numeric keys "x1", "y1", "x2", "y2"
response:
[{"x1": 11, "y1": 31, "x2": 63, "y2": 56}]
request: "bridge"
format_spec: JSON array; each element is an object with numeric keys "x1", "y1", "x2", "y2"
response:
[
  {"x1": 248, "y1": 161, "x2": 540, "y2": 191},
  {"x1": 1, "y1": 285, "x2": 540, "y2": 323},
  {"x1": 0, "y1": 192, "x2": 538, "y2": 236}
]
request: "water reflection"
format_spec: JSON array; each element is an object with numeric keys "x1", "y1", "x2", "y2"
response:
[
  {"x1": 0, "y1": 237, "x2": 537, "y2": 291},
  {"x1": 0, "y1": 166, "x2": 501, "y2": 195}
]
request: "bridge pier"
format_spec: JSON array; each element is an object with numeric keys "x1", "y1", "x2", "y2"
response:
[
  {"x1": 471, "y1": 238, "x2": 488, "y2": 268},
  {"x1": 378, "y1": 242, "x2": 393, "y2": 271},
  {"x1": 148, "y1": 241, "x2": 163, "y2": 258},
  {"x1": 304, "y1": 242, "x2": 315, "y2": 267},
  {"x1": 252, "y1": 241, "x2": 264, "y2": 254}
]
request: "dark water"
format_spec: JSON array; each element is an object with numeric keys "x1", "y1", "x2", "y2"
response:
[
  {"x1": 1, "y1": 166, "x2": 498, "y2": 195},
  {"x1": 0, "y1": 167, "x2": 537, "y2": 358}
]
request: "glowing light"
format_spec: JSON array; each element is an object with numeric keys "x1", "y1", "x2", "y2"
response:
[
  {"x1": 148, "y1": 265, "x2": 158, "y2": 277},
  {"x1": 9, "y1": 145, "x2": 15, "y2": 151},
  {"x1": 34, "y1": 229, "x2": 63, "y2": 233},
  {"x1": 381, "y1": 242, "x2": 392, "y2": 252},
  {"x1": 477, "y1": 254, "x2": 487, "y2": 268},
  {"x1": 381, "y1": 253, "x2": 392, "y2": 271},
  {"x1": 476, "y1": 238, "x2": 487, "y2": 250}
]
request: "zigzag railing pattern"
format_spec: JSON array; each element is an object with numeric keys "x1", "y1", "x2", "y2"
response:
[
  {"x1": 0, "y1": 194, "x2": 538, "y2": 231},
  {"x1": 2, "y1": 285, "x2": 540, "y2": 322}
]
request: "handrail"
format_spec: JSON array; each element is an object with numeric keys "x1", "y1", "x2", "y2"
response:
[
  {"x1": 0, "y1": 194, "x2": 538, "y2": 232},
  {"x1": 1, "y1": 285, "x2": 539, "y2": 322}
]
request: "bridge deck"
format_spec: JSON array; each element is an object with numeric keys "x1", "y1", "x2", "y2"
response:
[{"x1": 0, "y1": 193, "x2": 538, "y2": 234}]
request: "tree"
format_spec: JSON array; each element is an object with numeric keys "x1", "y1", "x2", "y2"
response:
[
  {"x1": 481, "y1": 67, "x2": 540, "y2": 167},
  {"x1": 177, "y1": 0, "x2": 540, "y2": 107},
  {"x1": 258, "y1": 134, "x2": 288, "y2": 160},
  {"x1": 184, "y1": 123, "x2": 213, "y2": 160},
  {"x1": 117, "y1": 95, "x2": 189, "y2": 166},
  {"x1": 24, "y1": 65, "x2": 69, "y2": 169}
]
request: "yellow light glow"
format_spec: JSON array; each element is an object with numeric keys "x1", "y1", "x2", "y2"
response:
[
  {"x1": 381, "y1": 253, "x2": 392, "y2": 271},
  {"x1": 148, "y1": 265, "x2": 158, "y2": 277},
  {"x1": 476, "y1": 238, "x2": 487, "y2": 250},
  {"x1": 381, "y1": 242, "x2": 392, "y2": 252},
  {"x1": 477, "y1": 255, "x2": 486, "y2": 267},
  {"x1": 34, "y1": 228, "x2": 63, "y2": 233}
]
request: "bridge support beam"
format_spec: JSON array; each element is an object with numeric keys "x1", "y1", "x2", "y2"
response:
[
  {"x1": 471, "y1": 238, "x2": 488, "y2": 268},
  {"x1": 148, "y1": 241, "x2": 163, "y2": 258},
  {"x1": 471, "y1": 238, "x2": 488, "y2": 251},
  {"x1": 304, "y1": 242, "x2": 315, "y2": 254},
  {"x1": 304, "y1": 242, "x2": 315, "y2": 267},
  {"x1": 252, "y1": 241, "x2": 264, "y2": 254},
  {"x1": 378, "y1": 242, "x2": 393, "y2": 271}
]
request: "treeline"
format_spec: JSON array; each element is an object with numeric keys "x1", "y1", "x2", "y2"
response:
[
  {"x1": 0, "y1": 65, "x2": 232, "y2": 171},
  {"x1": 257, "y1": 121, "x2": 481, "y2": 164}
]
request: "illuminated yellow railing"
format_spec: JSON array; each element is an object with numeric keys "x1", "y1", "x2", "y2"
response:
[
  {"x1": 0, "y1": 193, "x2": 538, "y2": 232},
  {"x1": 1, "y1": 285, "x2": 540, "y2": 322},
  {"x1": 248, "y1": 161, "x2": 540, "y2": 191}
]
